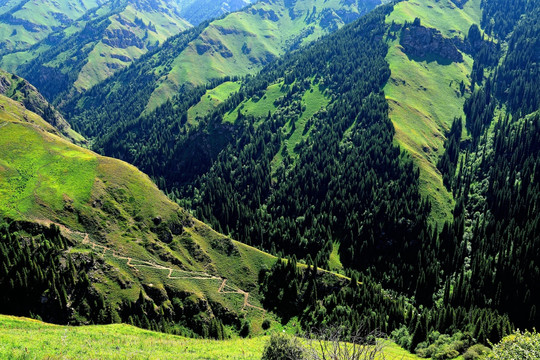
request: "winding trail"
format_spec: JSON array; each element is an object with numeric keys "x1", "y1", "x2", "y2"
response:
[{"x1": 80, "y1": 233, "x2": 265, "y2": 313}]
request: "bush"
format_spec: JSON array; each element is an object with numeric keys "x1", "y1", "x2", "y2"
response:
[
  {"x1": 391, "y1": 325, "x2": 412, "y2": 349},
  {"x1": 261, "y1": 333, "x2": 305, "y2": 360},
  {"x1": 463, "y1": 344, "x2": 491, "y2": 359},
  {"x1": 489, "y1": 330, "x2": 540, "y2": 359},
  {"x1": 415, "y1": 331, "x2": 472, "y2": 359}
]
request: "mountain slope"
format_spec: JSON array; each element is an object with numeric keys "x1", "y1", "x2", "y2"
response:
[
  {"x1": 0, "y1": 0, "x2": 256, "y2": 100},
  {"x1": 62, "y1": 0, "x2": 382, "y2": 137},
  {"x1": 2, "y1": 0, "x2": 192, "y2": 100},
  {"x1": 0, "y1": 78, "x2": 277, "y2": 336},
  {"x1": 0, "y1": 68, "x2": 85, "y2": 144},
  {"x1": 383, "y1": 0, "x2": 482, "y2": 224},
  {"x1": 0, "y1": 0, "x2": 105, "y2": 55},
  {"x1": 80, "y1": 0, "x2": 539, "y2": 348},
  {"x1": 0, "y1": 0, "x2": 253, "y2": 67}
]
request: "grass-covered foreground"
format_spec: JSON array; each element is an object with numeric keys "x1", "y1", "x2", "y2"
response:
[{"x1": 0, "y1": 315, "x2": 422, "y2": 359}]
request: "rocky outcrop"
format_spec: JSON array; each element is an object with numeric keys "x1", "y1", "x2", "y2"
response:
[
  {"x1": 103, "y1": 29, "x2": 145, "y2": 49},
  {"x1": 400, "y1": 23, "x2": 463, "y2": 63},
  {"x1": 0, "y1": 74, "x2": 10, "y2": 94}
]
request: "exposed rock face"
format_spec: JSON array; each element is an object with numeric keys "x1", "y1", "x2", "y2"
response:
[
  {"x1": 400, "y1": 23, "x2": 463, "y2": 63},
  {"x1": 103, "y1": 29, "x2": 145, "y2": 49},
  {"x1": 0, "y1": 75, "x2": 10, "y2": 94}
]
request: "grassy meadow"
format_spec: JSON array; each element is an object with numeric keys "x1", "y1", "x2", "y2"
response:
[{"x1": 0, "y1": 315, "x2": 423, "y2": 360}]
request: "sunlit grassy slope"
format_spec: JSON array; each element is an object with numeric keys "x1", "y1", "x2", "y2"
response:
[
  {"x1": 0, "y1": 90, "x2": 277, "y2": 328},
  {"x1": 0, "y1": 0, "x2": 102, "y2": 55},
  {"x1": 188, "y1": 81, "x2": 241, "y2": 124},
  {"x1": 0, "y1": 68, "x2": 85, "y2": 144},
  {"x1": 383, "y1": 0, "x2": 482, "y2": 225},
  {"x1": 1, "y1": 0, "x2": 191, "y2": 93},
  {"x1": 145, "y1": 0, "x2": 381, "y2": 111},
  {"x1": 0, "y1": 315, "x2": 422, "y2": 359}
]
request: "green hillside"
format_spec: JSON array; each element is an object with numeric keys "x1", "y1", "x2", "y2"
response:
[
  {"x1": 383, "y1": 0, "x2": 481, "y2": 225},
  {"x1": 144, "y1": 0, "x2": 382, "y2": 111},
  {"x1": 0, "y1": 68, "x2": 84, "y2": 144},
  {"x1": 62, "y1": 0, "x2": 381, "y2": 138},
  {"x1": 0, "y1": 85, "x2": 278, "y2": 337},
  {"x1": 2, "y1": 0, "x2": 192, "y2": 100},
  {"x1": 0, "y1": 0, "x2": 253, "y2": 77},
  {"x1": 0, "y1": 0, "x2": 104, "y2": 55}
]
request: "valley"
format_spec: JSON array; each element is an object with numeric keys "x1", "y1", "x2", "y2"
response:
[{"x1": 0, "y1": 0, "x2": 538, "y2": 358}]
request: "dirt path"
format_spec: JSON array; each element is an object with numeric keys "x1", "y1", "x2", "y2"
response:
[
  {"x1": 81, "y1": 233, "x2": 265, "y2": 313},
  {"x1": 217, "y1": 279, "x2": 266, "y2": 312}
]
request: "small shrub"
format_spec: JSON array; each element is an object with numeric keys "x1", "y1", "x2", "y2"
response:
[
  {"x1": 261, "y1": 333, "x2": 305, "y2": 360},
  {"x1": 463, "y1": 344, "x2": 491, "y2": 359}
]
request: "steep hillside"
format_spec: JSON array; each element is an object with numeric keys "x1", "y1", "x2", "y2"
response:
[
  {"x1": 0, "y1": 82, "x2": 277, "y2": 337},
  {"x1": 75, "y1": 0, "x2": 540, "y2": 352},
  {"x1": 2, "y1": 0, "x2": 192, "y2": 100},
  {"x1": 384, "y1": 0, "x2": 481, "y2": 225},
  {"x1": 0, "y1": 0, "x2": 105, "y2": 54},
  {"x1": 0, "y1": 0, "x2": 253, "y2": 69},
  {"x1": 62, "y1": 0, "x2": 382, "y2": 137},
  {"x1": 0, "y1": 68, "x2": 85, "y2": 144}
]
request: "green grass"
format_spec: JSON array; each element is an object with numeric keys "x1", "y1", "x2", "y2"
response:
[
  {"x1": 145, "y1": 0, "x2": 381, "y2": 111},
  {"x1": 386, "y1": 0, "x2": 482, "y2": 39},
  {"x1": 0, "y1": 103, "x2": 97, "y2": 219},
  {"x1": 270, "y1": 82, "x2": 329, "y2": 173},
  {"x1": 328, "y1": 242, "x2": 343, "y2": 272},
  {"x1": 0, "y1": 0, "x2": 101, "y2": 56},
  {"x1": 0, "y1": 315, "x2": 423, "y2": 360},
  {"x1": 188, "y1": 81, "x2": 241, "y2": 124},
  {"x1": 284, "y1": 83, "x2": 329, "y2": 157},
  {"x1": 223, "y1": 81, "x2": 285, "y2": 124},
  {"x1": 383, "y1": 0, "x2": 482, "y2": 226}
]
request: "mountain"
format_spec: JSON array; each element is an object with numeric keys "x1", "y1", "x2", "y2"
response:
[
  {"x1": 1, "y1": 0, "x2": 539, "y2": 357},
  {"x1": 0, "y1": 0, "x2": 254, "y2": 100},
  {"x1": 0, "y1": 0, "x2": 252, "y2": 56},
  {"x1": 0, "y1": 67, "x2": 415, "y2": 342},
  {"x1": 61, "y1": 0, "x2": 382, "y2": 137},
  {"x1": 0, "y1": 0, "x2": 106, "y2": 55},
  {"x1": 0, "y1": 72, "x2": 278, "y2": 336}
]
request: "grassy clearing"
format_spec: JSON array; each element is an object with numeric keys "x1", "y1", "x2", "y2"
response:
[
  {"x1": 284, "y1": 83, "x2": 328, "y2": 156},
  {"x1": 383, "y1": 0, "x2": 481, "y2": 225},
  {"x1": 188, "y1": 81, "x2": 241, "y2": 124},
  {"x1": 0, "y1": 315, "x2": 423, "y2": 360},
  {"x1": 271, "y1": 82, "x2": 329, "y2": 173},
  {"x1": 223, "y1": 81, "x2": 285, "y2": 124},
  {"x1": 328, "y1": 242, "x2": 344, "y2": 272}
]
